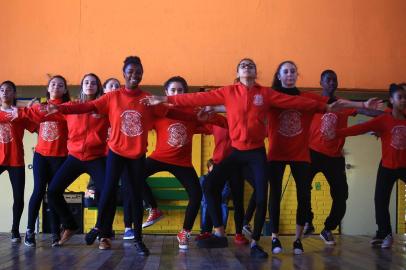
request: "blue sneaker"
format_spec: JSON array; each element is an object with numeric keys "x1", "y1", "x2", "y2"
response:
[{"x1": 123, "y1": 229, "x2": 135, "y2": 240}]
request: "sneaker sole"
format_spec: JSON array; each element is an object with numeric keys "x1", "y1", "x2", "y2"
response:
[
  {"x1": 24, "y1": 241, "x2": 35, "y2": 247},
  {"x1": 11, "y1": 239, "x2": 21, "y2": 243},
  {"x1": 381, "y1": 242, "x2": 393, "y2": 249},
  {"x1": 320, "y1": 234, "x2": 336, "y2": 245},
  {"x1": 293, "y1": 248, "x2": 304, "y2": 255},
  {"x1": 123, "y1": 236, "x2": 135, "y2": 240},
  {"x1": 177, "y1": 236, "x2": 189, "y2": 250},
  {"x1": 272, "y1": 247, "x2": 283, "y2": 254},
  {"x1": 178, "y1": 244, "x2": 188, "y2": 250},
  {"x1": 142, "y1": 215, "x2": 164, "y2": 228},
  {"x1": 242, "y1": 228, "x2": 252, "y2": 237},
  {"x1": 136, "y1": 250, "x2": 150, "y2": 256}
]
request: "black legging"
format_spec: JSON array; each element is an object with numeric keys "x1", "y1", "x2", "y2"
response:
[
  {"x1": 121, "y1": 168, "x2": 135, "y2": 228},
  {"x1": 89, "y1": 169, "x2": 136, "y2": 228},
  {"x1": 143, "y1": 158, "x2": 202, "y2": 231},
  {"x1": 243, "y1": 177, "x2": 256, "y2": 225},
  {"x1": 0, "y1": 166, "x2": 25, "y2": 232},
  {"x1": 48, "y1": 155, "x2": 106, "y2": 230},
  {"x1": 96, "y1": 151, "x2": 146, "y2": 239},
  {"x1": 27, "y1": 152, "x2": 66, "y2": 233},
  {"x1": 203, "y1": 147, "x2": 268, "y2": 241},
  {"x1": 268, "y1": 161, "x2": 311, "y2": 234},
  {"x1": 307, "y1": 149, "x2": 348, "y2": 231},
  {"x1": 374, "y1": 163, "x2": 406, "y2": 236},
  {"x1": 201, "y1": 165, "x2": 245, "y2": 234}
]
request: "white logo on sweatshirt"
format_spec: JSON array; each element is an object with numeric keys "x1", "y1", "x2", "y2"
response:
[
  {"x1": 253, "y1": 94, "x2": 264, "y2": 106},
  {"x1": 278, "y1": 110, "x2": 302, "y2": 137},
  {"x1": 0, "y1": 123, "x2": 13, "y2": 143},
  {"x1": 320, "y1": 113, "x2": 338, "y2": 140},
  {"x1": 167, "y1": 123, "x2": 188, "y2": 147},
  {"x1": 120, "y1": 110, "x2": 143, "y2": 137},
  {"x1": 40, "y1": 121, "x2": 60, "y2": 142},
  {"x1": 391, "y1": 125, "x2": 406, "y2": 150}
]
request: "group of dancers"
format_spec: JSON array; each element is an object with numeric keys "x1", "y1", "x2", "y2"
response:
[{"x1": 0, "y1": 55, "x2": 404, "y2": 258}]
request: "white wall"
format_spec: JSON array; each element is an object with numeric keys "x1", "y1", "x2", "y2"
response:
[
  {"x1": 342, "y1": 115, "x2": 397, "y2": 235},
  {"x1": 0, "y1": 131, "x2": 37, "y2": 233}
]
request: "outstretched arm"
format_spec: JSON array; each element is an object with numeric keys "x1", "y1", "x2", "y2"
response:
[
  {"x1": 267, "y1": 90, "x2": 327, "y2": 112},
  {"x1": 356, "y1": 108, "x2": 385, "y2": 117},
  {"x1": 45, "y1": 101, "x2": 98, "y2": 115},
  {"x1": 332, "y1": 98, "x2": 384, "y2": 111},
  {"x1": 141, "y1": 87, "x2": 226, "y2": 107},
  {"x1": 335, "y1": 115, "x2": 383, "y2": 138}
]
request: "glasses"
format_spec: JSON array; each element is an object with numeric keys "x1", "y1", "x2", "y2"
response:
[{"x1": 239, "y1": 63, "x2": 256, "y2": 69}]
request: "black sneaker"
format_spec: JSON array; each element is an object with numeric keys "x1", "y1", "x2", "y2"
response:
[
  {"x1": 303, "y1": 223, "x2": 315, "y2": 237},
  {"x1": 24, "y1": 230, "x2": 36, "y2": 247},
  {"x1": 370, "y1": 231, "x2": 384, "y2": 246},
  {"x1": 381, "y1": 233, "x2": 393, "y2": 249},
  {"x1": 196, "y1": 235, "x2": 228, "y2": 248},
  {"x1": 272, "y1": 237, "x2": 283, "y2": 254},
  {"x1": 250, "y1": 244, "x2": 268, "y2": 258},
  {"x1": 134, "y1": 241, "x2": 150, "y2": 256},
  {"x1": 320, "y1": 229, "x2": 336, "y2": 245},
  {"x1": 51, "y1": 233, "x2": 61, "y2": 247},
  {"x1": 11, "y1": 230, "x2": 21, "y2": 243},
  {"x1": 293, "y1": 239, "x2": 304, "y2": 255},
  {"x1": 242, "y1": 224, "x2": 253, "y2": 237},
  {"x1": 85, "y1": 228, "x2": 100, "y2": 245}
]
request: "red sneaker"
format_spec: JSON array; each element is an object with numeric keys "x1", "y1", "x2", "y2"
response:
[
  {"x1": 234, "y1": 233, "x2": 249, "y2": 245},
  {"x1": 194, "y1": 232, "x2": 212, "y2": 241},
  {"x1": 142, "y1": 208, "x2": 164, "y2": 228},
  {"x1": 177, "y1": 229, "x2": 191, "y2": 250}
]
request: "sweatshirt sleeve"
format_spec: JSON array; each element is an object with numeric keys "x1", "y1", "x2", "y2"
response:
[
  {"x1": 336, "y1": 115, "x2": 384, "y2": 137},
  {"x1": 20, "y1": 105, "x2": 43, "y2": 123},
  {"x1": 23, "y1": 118, "x2": 39, "y2": 133},
  {"x1": 167, "y1": 87, "x2": 226, "y2": 107},
  {"x1": 195, "y1": 115, "x2": 228, "y2": 134},
  {"x1": 166, "y1": 108, "x2": 198, "y2": 122},
  {"x1": 301, "y1": 91, "x2": 329, "y2": 103},
  {"x1": 58, "y1": 101, "x2": 98, "y2": 114},
  {"x1": 0, "y1": 108, "x2": 38, "y2": 123},
  {"x1": 205, "y1": 113, "x2": 228, "y2": 128},
  {"x1": 195, "y1": 123, "x2": 213, "y2": 135},
  {"x1": 152, "y1": 104, "x2": 170, "y2": 118},
  {"x1": 267, "y1": 89, "x2": 326, "y2": 112},
  {"x1": 21, "y1": 105, "x2": 65, "y2": 123},
  {"x1": 0, "y1": 112, "x2": 12, "y2": 123}
]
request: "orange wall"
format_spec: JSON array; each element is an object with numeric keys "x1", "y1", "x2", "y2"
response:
[{"x1": 0, "y1": 0, "x2": 405, "y2": 89}]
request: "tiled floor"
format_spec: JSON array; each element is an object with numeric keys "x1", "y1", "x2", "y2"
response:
[{"x1": 0, "y1": 233, "x2": 405, "y2": 269}]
